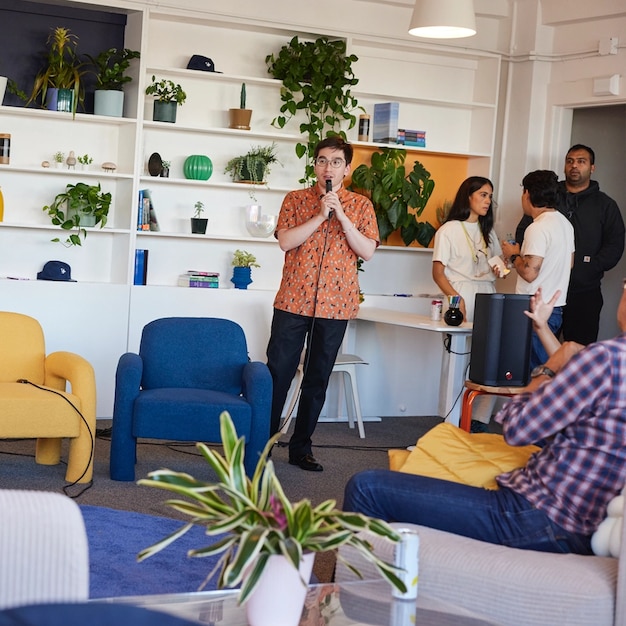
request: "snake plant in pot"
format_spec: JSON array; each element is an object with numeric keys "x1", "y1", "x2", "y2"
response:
[{"x1": 138, "y1": 411, "x2": 405, "y2": 626}]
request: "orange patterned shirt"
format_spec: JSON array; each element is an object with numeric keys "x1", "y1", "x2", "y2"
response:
[{"x1": 273, "y1": 186, "x2": 379, "y2": 320}]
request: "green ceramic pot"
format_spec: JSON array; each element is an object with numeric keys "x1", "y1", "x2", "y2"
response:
[{"x1": 183, "y1": 155, "x2": 213, "y2": 181}]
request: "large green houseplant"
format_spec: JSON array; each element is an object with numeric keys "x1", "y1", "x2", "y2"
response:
[
  {"x1": 138, "y1": 412, "x2": 404, "y2": 608},
  {"x1": 43, "y1": 182, "x2": 112, "y2": 246},
  {"x1": 27, "y1": 26, "x2": 87, "y2": 117},
  {"x1": 266, "y1": 36, "x2": 360, "y2": 185},
  {"x1": 350, "y1": 148, "x2": 436, "y2": 246}
]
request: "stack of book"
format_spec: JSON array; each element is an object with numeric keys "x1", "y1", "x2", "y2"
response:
[
  {"x1": 178, "y1": 270, "x2": 220, "y2": 288},
  {"x1": 397, "y1": 129, "x2": 426, "y2": 147},
  {"x1": 137, "y1": 189, "x2": 160, "y2": 231}
]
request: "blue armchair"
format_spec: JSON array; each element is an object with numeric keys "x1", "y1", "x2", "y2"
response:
[{"x1": 109, "y1": 317, "x2": 272, "y2": 480}]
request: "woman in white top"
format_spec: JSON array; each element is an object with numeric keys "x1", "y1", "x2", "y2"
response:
[
  {"x1": 432, "y1": 176, "x2": 502, "y2": 429},
  {"x1": 433, "y1": 176, "x2": 502, "y2": 322}
]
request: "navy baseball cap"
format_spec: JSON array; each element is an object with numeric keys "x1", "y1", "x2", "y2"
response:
[
  {"x1": 37, "y1": 261, "x2": 76, "y2": 282},
  {"x1": 186, "y1": 55, "x2": 222, "y2": 73}
]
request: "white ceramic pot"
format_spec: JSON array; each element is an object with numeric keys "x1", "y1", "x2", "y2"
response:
[{"x1": 245, "y1": 552, "x2": 314, "y2": 626}]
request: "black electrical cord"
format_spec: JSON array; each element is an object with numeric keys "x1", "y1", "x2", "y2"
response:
[
  {"x1": 442, "y1": 332, "x2": 472, "y2": 356},
  {"x1": 16, "y1": 379, "x2": 94, "y2": 498}
]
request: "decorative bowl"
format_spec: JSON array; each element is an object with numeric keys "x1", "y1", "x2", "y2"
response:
[{"x1": 245, "y1": 205, "x2": 277, "y2": 238}]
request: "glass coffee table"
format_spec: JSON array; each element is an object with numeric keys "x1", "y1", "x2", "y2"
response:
[{"x1": 101, "y1": 579, "x2": 501, "y2": 625}]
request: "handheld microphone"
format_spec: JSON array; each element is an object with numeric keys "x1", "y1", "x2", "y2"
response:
[{"x1": 325, "y1": 179, "x2": 334, "y2": 218}]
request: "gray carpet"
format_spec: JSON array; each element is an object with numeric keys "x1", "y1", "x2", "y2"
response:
[{"x1": 0, "y1": 416, "x2": 443, "y2": 584}]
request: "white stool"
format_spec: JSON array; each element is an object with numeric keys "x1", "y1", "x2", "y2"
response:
[{"x1": 280, "y1": 354, "x2": 367, "y2": 438}]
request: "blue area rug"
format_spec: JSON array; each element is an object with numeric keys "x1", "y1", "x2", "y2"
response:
[{"x1": 80, "y1": 505, "x2": 222, "y2": 599}]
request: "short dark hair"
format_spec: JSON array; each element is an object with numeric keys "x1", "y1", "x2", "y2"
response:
[
  {"x1": 314, "y1": 136, "x2": 353, "y2": 165},
  {"x1": 522, "y1": 170, "x2": 559, "y2": 208},
  {"x1": 567, "y1": 144, "x2": 595, "y2": 165}
]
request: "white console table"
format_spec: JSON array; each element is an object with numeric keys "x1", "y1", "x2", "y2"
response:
[{"x1": 353, "y1": 307, "x2": 473, "y2": 426}]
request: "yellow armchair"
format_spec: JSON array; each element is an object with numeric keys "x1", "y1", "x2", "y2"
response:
[{"x1": 0, "y1": 312, "x2": 96, "y2": 483}]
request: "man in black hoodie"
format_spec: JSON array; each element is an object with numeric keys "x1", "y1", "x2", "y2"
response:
[{"x1": 516, "y1": 144, "x2": 624, "y2": 344}]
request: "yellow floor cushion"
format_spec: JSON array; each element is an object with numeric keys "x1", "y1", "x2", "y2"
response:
[{"x1": 388, "y1": 422, "x2": 540, "y2": 490}]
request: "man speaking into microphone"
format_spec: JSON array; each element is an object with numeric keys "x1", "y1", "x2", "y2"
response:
[{"x1": 266, "y1": 136, "x2": 379, "y2": 471}]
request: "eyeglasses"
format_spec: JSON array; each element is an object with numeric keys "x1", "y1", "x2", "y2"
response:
[{"x1": 314, "y1": 157, "x2": 345, "y2": 168}]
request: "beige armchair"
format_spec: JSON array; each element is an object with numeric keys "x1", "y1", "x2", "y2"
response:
[
  {"x1": 0, "y1": 311, "x2": 96, "y2": 483},
  {"x1": 337, "y1": 507, "x2": 626, "y2": 626}
]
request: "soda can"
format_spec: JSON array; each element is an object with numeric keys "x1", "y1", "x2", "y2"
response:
[
  {"x1": 430, "y1": 299, "x2": 443, "y2": 322},
  {"x1": 392, "y1": 528, "x2": 419, "y2": 600}
]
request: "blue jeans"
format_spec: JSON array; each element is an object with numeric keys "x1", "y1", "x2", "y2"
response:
[
  {"x1": 530, "y1": 307, "x2": 562, "y2": 370},
  {"x1": 344, "y1": 470, "x2": 592, "y2": 555}
]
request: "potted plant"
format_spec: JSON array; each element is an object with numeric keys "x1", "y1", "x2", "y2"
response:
[
  {"x1": 145, "y1": 76, "x2": 187, "y2": 123},
  {"x1": 266, "y1": 36, "x2": 360, "y2": 184},
  {"x1": 225, "y1": 143, "x2": 280, "y2": 185},
  {"x1": 138, "y1": 411, "x2": 404, "y2": 625},
  {"x1": 229, "y1": 82, "x2": 252, "y2": 130},
  {"x1": 160, "y1": 160, "x2": 171, "y2": 178},
  {"x1": 87, "y1": 47, "x2": 140, "y2": 117},
  {"x1": 190, "y1": 201, "x2": 207, "y2": 234},
  {"x1": 77, "y1": 154, "x2": 93, "y2": 171},
  {"x1": 43, "y1": 181, "x2": 112, "y2": 246},
  {"x1": 26, "y1": 26, "x2": 87, "y2": 117},
  {"x1": 53, "y1": 151, "x2": 65, "y2": 169},
  {"x1": 350, "y1": 148, "x2": 436, "y2": 247},
  {"x1": 231, "y1": 249, "x2": 260, "y2": 290}
]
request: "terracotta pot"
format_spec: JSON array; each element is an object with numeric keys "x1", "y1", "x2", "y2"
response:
[{"x1": 229, "y1": 108, "x2": 252, "y2": 130}]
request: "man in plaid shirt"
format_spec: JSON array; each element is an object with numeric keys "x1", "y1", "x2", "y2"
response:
[{"x1": 344, "y1": 285, "x2": 626, "y2": 554}]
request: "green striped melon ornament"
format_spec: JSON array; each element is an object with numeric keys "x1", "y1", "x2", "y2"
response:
[{"x1": 183, "y1": 155, "x2": 213, "y2": 180}]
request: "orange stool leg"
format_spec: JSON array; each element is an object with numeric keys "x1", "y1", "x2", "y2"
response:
[{"x1": 460, "y1": 390, "x2": 484, "y2": 432}]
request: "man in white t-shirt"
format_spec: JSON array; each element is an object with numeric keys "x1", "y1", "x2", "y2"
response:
[{"x1": 502, "y1": 170, "x2": 575, "y2": 370}]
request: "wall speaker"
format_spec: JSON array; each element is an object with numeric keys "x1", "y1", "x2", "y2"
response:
[{"x1": 469, "y1": 293, "x2": 532, "y2": 386}]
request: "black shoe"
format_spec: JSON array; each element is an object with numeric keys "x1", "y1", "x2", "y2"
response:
[{"x1": 289, "y1": 454, "x2": 323, "y2": 472}]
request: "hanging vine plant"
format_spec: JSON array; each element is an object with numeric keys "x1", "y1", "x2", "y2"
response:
[
  {"x1": 350, "y1": 148, "x2": 436, "y2": 247},
  {"x1": 266, "y1": 36, "x2": 360, "y2": 185}
]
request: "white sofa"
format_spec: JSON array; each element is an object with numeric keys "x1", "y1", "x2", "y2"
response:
[
  {"x1": 337, "y1": 512, "x2": 626, "y2": 626},
  {"x1": 0, "y1": 490, "x2": 89, "y2": 609}
]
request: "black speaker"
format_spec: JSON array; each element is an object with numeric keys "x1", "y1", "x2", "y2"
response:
[{"x1": 469, "y1": 293, "x2": 532, "y2": 386}]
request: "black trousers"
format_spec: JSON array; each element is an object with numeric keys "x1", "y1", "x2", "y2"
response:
[
  {"x1": 562, "y1": 287, "x2": 603, "y2": 345},
  {"x1": 266, "y1": 308, "x2": 348, "y2": 460}
]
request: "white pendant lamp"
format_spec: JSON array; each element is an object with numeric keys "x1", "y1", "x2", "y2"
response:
[{"x1": 408, "y1": 0, "x2": 476, "y2": 39}]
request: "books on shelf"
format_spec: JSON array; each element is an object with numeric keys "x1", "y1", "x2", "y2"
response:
[
  {"x1": 178, "y1": 270, "x2": 220, "y2": 288},
  {"x1": 137, "y1": 189, "x2": 159, "y2": 232},
  {"x1": 373, "y1": 102, "x2": 399, "y2": 144},
  {"x1": 397, "y1": 129, "x2": 426, "y2": 147},
  {"x1": 134, "y1": 249, "x2": 149, "y2": 285}
]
